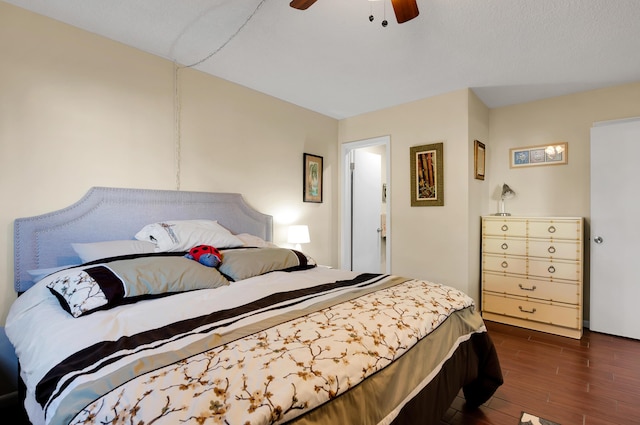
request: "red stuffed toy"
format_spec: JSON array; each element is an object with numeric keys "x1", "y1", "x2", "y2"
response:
[{"x1": 185, "y1": 245, "x2": 222, "y2": 268}]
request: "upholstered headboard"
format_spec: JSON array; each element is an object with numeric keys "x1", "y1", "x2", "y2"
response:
[{"x1": 14, "y1": 187, "x2": 273, "y2": 293}]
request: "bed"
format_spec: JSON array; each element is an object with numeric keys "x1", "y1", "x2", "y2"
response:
[{"x1": 6, "y1": 186, "x2": 502, "y2": 425}]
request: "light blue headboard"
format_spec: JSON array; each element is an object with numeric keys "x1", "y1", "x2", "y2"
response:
[{"x1": 14, "y1": 187, "x2": 273, "y2": 293}]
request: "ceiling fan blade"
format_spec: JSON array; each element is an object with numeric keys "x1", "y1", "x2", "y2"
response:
[
  {"x1": 390, "y1": 0, "x2": 419, "y2": 23},
  {"x1": 290, "y1": 0, "x2": 318, "y2": 10}
]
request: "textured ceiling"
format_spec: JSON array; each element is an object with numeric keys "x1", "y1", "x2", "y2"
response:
[{"x1": 5, "y1": 0, "x2": 640, "y2": 119}]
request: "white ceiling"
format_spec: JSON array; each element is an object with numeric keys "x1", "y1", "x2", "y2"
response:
[{"x1": 6, "y1": 0, "x2": 640, "y2": 119}]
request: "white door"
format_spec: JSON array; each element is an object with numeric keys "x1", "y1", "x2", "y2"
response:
[
  {"x1": 590, "y1": 118, "x2": 640, "y2": 340},
  {"x1": 351, "y1": 150, "x2": 382, "y2": 272}
]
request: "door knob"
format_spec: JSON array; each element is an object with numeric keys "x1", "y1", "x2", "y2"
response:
[{"x1": 594, "y1": 236, "x2": 603, "y2": 244}]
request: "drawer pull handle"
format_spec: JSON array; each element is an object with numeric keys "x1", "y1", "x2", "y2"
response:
[
  {"x1": 501, "y1": 261, "x2": 509, "y2": 268},
  {"x1": 548, "y1": 225, "x2": 556, "y2": 233},
  {"x1": 548, "y1": 246, "x2": 556, "y2": 254},
  {"x1": 518, "y1": 284, "x2": 537, "y2": 291},
  {"x1": 548, "y1": 266, "x2": 556, "y2": 273},
  {"x1": 501, "y1": 243, "x2": 509, "y2": 250},
  {"x1": 501, "y1": 225, "x2": 509, "y2": 231},
  {"x1": 519, "y1": 306, "x2": 537, "y2": 314}
]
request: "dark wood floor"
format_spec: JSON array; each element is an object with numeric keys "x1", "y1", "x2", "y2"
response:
[{"x1": 442, "y1": 321, "x2": 640, "y2": 425}]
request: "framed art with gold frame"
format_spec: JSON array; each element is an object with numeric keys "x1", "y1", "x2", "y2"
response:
[
  {"x1": 410, "y1": 142, "x2": 444, "y2": 207},
  {"x1": 510, "y1": 142, "x2": 568, "y2": 168},
  {"x1": 303, "y1": 153, "x2": 323, "y2": 203},
  {"x1": 474, "y1": 140, "x2": 485, "y2": 180}
]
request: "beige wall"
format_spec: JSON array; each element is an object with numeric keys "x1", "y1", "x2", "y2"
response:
[
  {"x1": 467, "y1": 91, "x2": 490, "y2": 301},
  {"x1": 339, "y1": 89, "x2": 484, "y2": 299},
  {"x1": 487, "y1": 82, "x2": 640, "y2": 218},
  {"x1": 3, "y1": 1, "x2": 640, "y2": 328},
  {"x1": 339, "y1": 82, "x2": 640, "y2": 316},
  {"x1": 488, "y1": 82, "x2": 640, "y2": 319},
  {"x1": 0, "y1": 3, "x2": 338, "y2": 324}
]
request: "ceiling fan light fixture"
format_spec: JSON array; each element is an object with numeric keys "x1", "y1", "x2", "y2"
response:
[
  {"x1": 390, "y1": 0, "x2": 419, "y2": 23},
  {"x1": 291, "y1": 0, "x2": 418, "y2": 25},
  {"x1": 289, "y1": 0, "x2": 318, "y2": 10}
]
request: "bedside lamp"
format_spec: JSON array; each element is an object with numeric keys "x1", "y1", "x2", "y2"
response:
[
  {"x1": 496, "y1": 183, "x2": 516, "y2": 216},
  {"x1": 288, "y1": 225, "x2": 310, "y2": 251}
]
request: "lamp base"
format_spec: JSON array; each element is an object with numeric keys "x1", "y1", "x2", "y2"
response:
[{"x1": 494, "y1": 212, "x2": 511, "y2": 216}]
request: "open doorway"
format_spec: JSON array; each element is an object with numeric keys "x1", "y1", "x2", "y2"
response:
[{"x1": 341, "y1": 136, "x2": 391, "y2": 273}]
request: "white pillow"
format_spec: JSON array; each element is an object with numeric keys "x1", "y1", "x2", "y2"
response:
[
  {"x1": 135, "y1": 220, "x2": 244, "y2": 252},
  {"x1": 72, "y1": 240, "x2": 157, "y2": 263},
  {"x1": 235, "y1": 233, "x2": 278, "y2": 248}
]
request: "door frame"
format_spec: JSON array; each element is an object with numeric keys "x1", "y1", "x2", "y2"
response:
[{"x1": 340, "y1": 136, "x2": 391, "y2": 273}]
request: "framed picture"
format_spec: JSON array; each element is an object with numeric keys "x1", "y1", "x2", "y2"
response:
[
  {"x1": 410, "y1": 142, "x2": 444, "y2": 207},
  {"x1": 510, "y1": 142, "x2": 568, "y2": 168},
  {"x1": 474, "y1": 140, "x2": 485, "y2": 180},
  {"x1": 303, "y1": 153, "x2": 323, "y2": 203}
]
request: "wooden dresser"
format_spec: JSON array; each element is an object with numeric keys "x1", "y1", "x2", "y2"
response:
[{"x1": 481, "y1": 216, "x2": 584, "y2": 339}]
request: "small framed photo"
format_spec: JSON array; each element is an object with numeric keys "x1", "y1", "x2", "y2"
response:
[
  {"x1": 510, "y1": 142, "x2": 568, "y2": 168},
  {"x1": 303, "y1": 153, "x2": 323, "y2": 203},
  {"x1": 410, "y1": 142, "x2": 444, "y2": 207},
  {"x1": 474, "y1": 140, "x2": 485, "y2": 180}
]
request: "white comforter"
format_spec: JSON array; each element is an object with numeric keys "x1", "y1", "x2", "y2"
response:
[
  {"x1": 8, "y1": 267, "x2": 361, "y2": 422},
  {"x1": 6, "y1": 266, "x2": 475, "y2": 425}
]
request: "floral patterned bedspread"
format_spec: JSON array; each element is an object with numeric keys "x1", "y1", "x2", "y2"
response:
[{"x1": 48, "y1": 274, "x2": 475, "y2": 425}]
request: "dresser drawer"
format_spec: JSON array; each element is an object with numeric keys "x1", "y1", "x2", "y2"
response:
[
  {"x1": 481, "y1": 216, "x2": 583, "y2": 338},
  {"x1": 483, "y1": 237, "x2": 526, "y2": 256},
  {"x1": 483, "y1": 272, "x2": 580, "y2": 304},
  {"x1": 483, "y1": 293, "x2": 580, "y2": 329},
  {"x1": 527, "y1": 258, "x2": 580, "y2": 281},
  {"x1": 528, "y1": 219, "x2": 582, "y2": 240},
  {"x1": 528, "y1": 239, "x2": 581, "y2": 261},
  {"x1": 483, "y1": 254, "x2": 527, "y2": 274},
  {"x1": 483, "y1": 219, "x2": 527, "y2": 237}
]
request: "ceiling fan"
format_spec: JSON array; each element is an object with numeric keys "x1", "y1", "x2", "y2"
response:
[{"x1": 290, "y1": 0, "x2": 419, "y2": 24}]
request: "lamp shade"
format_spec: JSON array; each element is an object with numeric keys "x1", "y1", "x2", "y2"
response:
[
  {"x1": 288, "y1": 225, "x2": 310, "y2": 244},
  {"x1": 501, "y1": 183, "x2": 516, "y2": 200}
]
